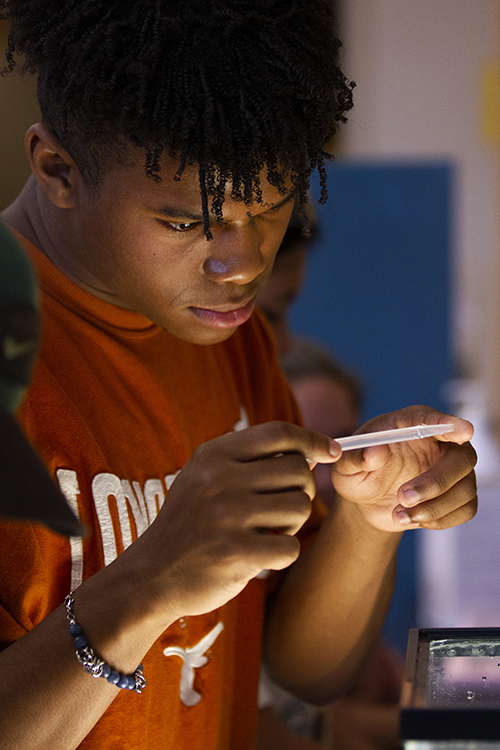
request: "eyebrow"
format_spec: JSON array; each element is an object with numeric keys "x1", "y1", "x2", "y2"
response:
[{"x1": 151, "y1": 190, "x2": 297, "y2": 223}]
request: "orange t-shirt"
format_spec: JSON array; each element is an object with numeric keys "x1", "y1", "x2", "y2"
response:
[{"x1": 0, "y1": 236, "x2": 325, "y2": 749}]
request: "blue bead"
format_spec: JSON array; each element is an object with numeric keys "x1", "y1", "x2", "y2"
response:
[
  {"x1": 126, "y1": 675, "x2": 136, "y2": 689},
  {"x1": 73, "y1": 635, "x2": 88, "y2": 649},
  {"x1": 101, "y1": 664, "x2": 111, "y2": 679},
  {"x1": 116, "y1": 674, "x2": 130, "y2": 689},
  {"x1": 107, "y1": 670, "x2": 120, "y2": 685},
  {"x1": 68, "y1": 623, "x2": 82, "y2": 637},
  {"x1": 137, "y1": 663, "x2": 144, "y2": 672}
]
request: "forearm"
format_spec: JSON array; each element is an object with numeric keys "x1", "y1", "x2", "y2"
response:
[
  {"x1": 0, "y1": 605, "x2": 116, "y2": 750},
  {"x1": 0, "y1": 552, "x2": 172, "y2": 750},
  {"x1": 263, "y1": 498, "x2": 401, "y2": 704}
]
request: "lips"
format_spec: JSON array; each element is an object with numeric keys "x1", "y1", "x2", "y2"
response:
[{"x1": 190, "y1": 298, "x2": 256, "y2": 329}]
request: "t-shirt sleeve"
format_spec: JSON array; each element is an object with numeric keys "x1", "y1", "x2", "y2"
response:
[{"x1": 0, "y1": 514, "x2": 71, "y2": 650}]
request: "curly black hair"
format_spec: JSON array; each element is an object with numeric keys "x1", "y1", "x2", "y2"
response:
[{"x1": 1, "y1": 0, "x2": 354, "y2": 236}]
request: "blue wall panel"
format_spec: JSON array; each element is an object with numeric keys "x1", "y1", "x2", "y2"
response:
[{"x1": 289, "y1": 161, "x2": 453, "y2": 654}]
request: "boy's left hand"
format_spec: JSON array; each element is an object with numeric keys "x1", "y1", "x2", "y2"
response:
[{"x1": 328, "y1": 405, "x2": 477, "y2": 532}]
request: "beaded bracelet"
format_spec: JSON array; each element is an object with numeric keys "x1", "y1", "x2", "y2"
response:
[{"x1": 64, "y1": 593, "x2": 147, "y2": 694}]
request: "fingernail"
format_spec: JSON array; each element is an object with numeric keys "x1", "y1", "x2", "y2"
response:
[
  {"x1": 397, "y1": 510, "x2": 413, "y2": 525},
  {"x1": 329, "y1": 439, "x2": 341, "y2": 458},
  {"x1": 403, "y1": 489, "x2": 420, "y2": 506}
]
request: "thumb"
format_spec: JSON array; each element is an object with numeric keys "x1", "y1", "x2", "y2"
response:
[{"x1": 304, "y1": 431, "x2": 341, "y2": 469}]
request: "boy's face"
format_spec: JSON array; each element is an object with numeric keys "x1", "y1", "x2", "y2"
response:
[{"x1": 64, "y1": 152, "x2": 295, "y2": 345}]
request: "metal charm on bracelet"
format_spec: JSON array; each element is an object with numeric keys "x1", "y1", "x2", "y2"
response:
[{"x1": 64, "y1": 593, "x2": 147, "y2": 693}]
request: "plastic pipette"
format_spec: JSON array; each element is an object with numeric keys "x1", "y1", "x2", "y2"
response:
[{"x1": 335, "y1": 423, "x2": 456, "y2": 451}]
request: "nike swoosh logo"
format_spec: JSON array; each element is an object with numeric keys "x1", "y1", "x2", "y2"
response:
[{"x1": 2, "y1": 336, "x2": 38, "y2": 361}]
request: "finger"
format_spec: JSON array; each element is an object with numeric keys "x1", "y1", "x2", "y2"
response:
[
  {"x1": 216, "y1": 421, "x2": 341, "y2": 465},
  {"x1": 397, "y1": 441, "x2": 477, "y2": 506},
  {"x1": 395, "y1": 472, "x2": 478, "y2": 527},
  {"x1": 419, "y1": 414, "x2": 474, "y2": 445},
  {"x1": 332, "y1": 442, "x2": 391, "y2": 477},
  {"x1": 330, "y1": 412, "x2": 473, "y2": 456},
  {"x1": 208, "y1": 452, "x2": 317, "y2": 502},
  {"x1": 242, "y1": 529, "x2": 302, "y2": 570},
  {"x1": 336, "y1": 408, "x2": 473, "y2": 448},
  {"x1": 397, "y1": 496, "x2": 478, "y2": 531},
  {"x1": 238, "y1": 453, "x2": 318, "y2": 498},
  {"x1": 245, "y1": 489, "x2": 313, "y2": 535}
]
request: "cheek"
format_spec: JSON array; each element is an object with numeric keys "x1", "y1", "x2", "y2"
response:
[
  {"x1": 97, "y1": 220, "x2": 160, "y2": 275},
  {"x1": 109, "y1": 232, "x2": 198, "y2": 306}
]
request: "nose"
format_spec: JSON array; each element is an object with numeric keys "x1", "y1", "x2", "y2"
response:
[{"x1": 202, "y1": 223, "x2": 267, "y2": 285}]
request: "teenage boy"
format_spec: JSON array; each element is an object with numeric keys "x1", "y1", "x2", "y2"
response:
[{"x1": 0, "y1": 2, "x2": 477, "y2": 749}]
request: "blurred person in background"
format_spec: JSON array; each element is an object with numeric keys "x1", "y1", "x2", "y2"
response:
[
  {"x1": 256, "y1": 220, "x2": 403, "y2": 750},
  {"x1": 281, "y1": 337, "x2": 363, "y2": 510}
]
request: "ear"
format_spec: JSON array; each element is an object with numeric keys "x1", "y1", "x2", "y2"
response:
[{"x1": 25, "y1": 124, "x2": 82, "y2": 209}]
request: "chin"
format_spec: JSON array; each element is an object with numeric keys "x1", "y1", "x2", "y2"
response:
[{"x1": 161, "y1": 323, "x2": 239, "y2": 347}]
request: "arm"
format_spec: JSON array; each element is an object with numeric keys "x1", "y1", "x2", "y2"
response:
[
  {"x1": 0, "y1": 570, "x2": 167, "y2": 749},
  {"x1": 264, "y1": 496, "x2": 400, "y2": 704},
  {"x1": 0, "y1": 411, "x2": 475, "y2": 747},
  {"x1": 0, "y1": 420, "x2": 337, "y2": 749},
  {"x1": 263, "y1": 406, "x2": 476, "y2": 704}
]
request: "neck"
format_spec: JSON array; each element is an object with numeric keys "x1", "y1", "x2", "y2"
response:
[
  {"x1": 2, "y1": 176, "x2": 56, "y2": 257},
  {"x1": 1, "y1": 177, "x2": 124, "y2": 307}
]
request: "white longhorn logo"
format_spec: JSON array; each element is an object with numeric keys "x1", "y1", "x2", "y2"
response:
[{"x1": 163, "y1": 621, "x2": 225, "y2": 706}]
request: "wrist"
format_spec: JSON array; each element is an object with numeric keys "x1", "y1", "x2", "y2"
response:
[
  {"x1": 328, "y1": 494, "x2": 403, "y2": 547},
  {"x1": 65, "y1": 593, "x2": 147, "y2": 692},
  {"x1": 70, "y1": 558, "x2": 175, "y2": 675}
]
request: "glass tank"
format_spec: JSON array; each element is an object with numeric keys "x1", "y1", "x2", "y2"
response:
[{"x1": 400, "y1": 628, "x2": 500, "y2": 750}]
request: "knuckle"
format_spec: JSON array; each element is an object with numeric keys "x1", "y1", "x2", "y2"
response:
[
  {"x1": 465, "y1": 442, "x2": 478, "y2": 467},
  {"x1": 429, "y1": 517, "x2": 447, "y2": 531},
  {"x1": 425, "y1": 496, "x2": 478, "y2": 530},
  {"x1": 467, "y1": 470, "x2": 478, "y2": 496},
  {"x1": 462, "y1": 443, "x2": 477, "y2": 468},
  {"x1": 194, "y1": 461, "x2": 218, "y2": 491},
  {"x1": 304, "y1": 474, "x2": 317, "y2": 501},
  {"x1": 269, "y1": 420, "x2": 297, "y2": 444},
  {"x1": 271, "y1": 535, "x2": 301, "y2": 567},
  {"x1": 449, "y1": 442, "x2": 478, "y2": 475},
  {"x1": 281, "y1": 420, "x2": 298, "y2": 438},
  {"x1": 462, "y1": 473, "x2": 478, "y2": 505},
  {"x1": 464, "y1": 497, "x2": 478, "y2": 521},
  {"x1": 284, "y1": 534, "x2": 302, "y2": 556},
  {"x1": 417, "y1": 500, "x2": 443, "y2": 525},
  {"x1": 192, "y1": 439, "x2": 217, "y2": 466},
  {"x1": 426, "y1": 471, "x2": 448, "y2": 498},
  {"x1": 293, "y1": 490, "x2": 313, "y2": 519},
  {"x1": 457, "y1": 445, "x2": 478, "y2": 475}
]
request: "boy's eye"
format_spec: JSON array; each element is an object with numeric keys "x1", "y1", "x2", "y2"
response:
[{"x1": 157, "y1": 219, "x2": 199, "y2": 233}]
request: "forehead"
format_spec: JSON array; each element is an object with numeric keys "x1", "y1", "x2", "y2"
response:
[{"x1": 95, "y1": 148, "x2": 294, "y2": 220}]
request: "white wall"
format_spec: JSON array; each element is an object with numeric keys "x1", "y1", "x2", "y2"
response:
[{"x1": 339, "y1": 0, "x2": 500, "y2": 419}]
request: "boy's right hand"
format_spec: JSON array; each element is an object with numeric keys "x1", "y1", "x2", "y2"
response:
[{"x1": 129, "y1": 421, "x2": 338, "y2": 622}]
